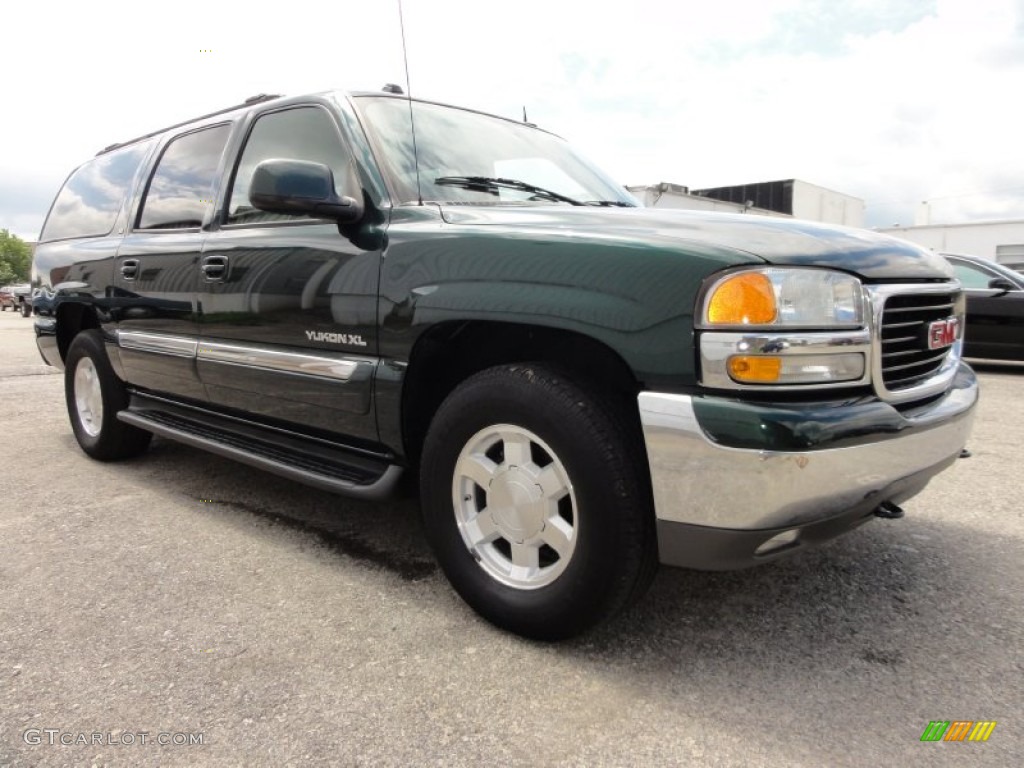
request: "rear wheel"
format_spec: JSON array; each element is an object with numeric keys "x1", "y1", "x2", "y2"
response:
[
  {"x1": 420, "y1": 364, "x2": 657, "y2": 640},
  {"x1": 65, "y1": 330, "x2": 151, "y2": 461}
]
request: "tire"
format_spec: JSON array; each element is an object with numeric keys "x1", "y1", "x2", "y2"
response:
[
  {"x1": 65, "y1": 330, "x2": 152, "y2": 461},
  {"x1": 420, "y1": 363, "x2": 657, "y2": 640}
]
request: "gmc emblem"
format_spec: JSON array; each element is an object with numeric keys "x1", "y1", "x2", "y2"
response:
[{"x1": 928, "y1": 317, "x2": 960, "y2": 350}]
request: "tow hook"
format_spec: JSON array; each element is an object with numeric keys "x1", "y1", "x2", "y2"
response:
[{"x1": 874, "y1": 501, "x2": 905, "y2": 519}]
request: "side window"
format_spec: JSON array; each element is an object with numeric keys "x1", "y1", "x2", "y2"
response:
[
  {"x1": 227, "y1": 107, "x2": 352, "y2": 224},
  {"x1": 951, "y1": 260, "x2": 998, "y2": 289},
  {"x1": 40, "y1": 141, "x2": 154, "y2": 242},
  {"x1": 137, "y1": 124, "x2": 231, "y2": 230}
]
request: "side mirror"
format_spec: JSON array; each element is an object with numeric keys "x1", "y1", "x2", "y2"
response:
[
  {"x1": 250, "y1": 159, "x2": 363, "y2": 223},
  {"x1": 988, "y1": 277, "x2": 1016, "y2": 295}
]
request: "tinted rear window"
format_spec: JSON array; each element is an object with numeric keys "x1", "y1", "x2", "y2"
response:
[{"x1": 40, "y1": 141, "x2": 154, "y2": 242}]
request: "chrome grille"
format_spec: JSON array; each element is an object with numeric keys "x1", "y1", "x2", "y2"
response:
[{"x1": 879, "y1": 292, "x2": 957, "y2": 391}]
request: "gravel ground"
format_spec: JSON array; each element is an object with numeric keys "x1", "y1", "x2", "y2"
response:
[{"x1": 0, "y1": 309, "x2": 1021, "y2": 767}]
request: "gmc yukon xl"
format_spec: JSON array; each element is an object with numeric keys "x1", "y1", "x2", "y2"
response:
[{"x1": 32, "y1": 89, "x2": 977, "y2": 639}]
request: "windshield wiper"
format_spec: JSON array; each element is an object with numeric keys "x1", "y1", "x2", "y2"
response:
[
  {"x1": 581, "y1": 200, "x2": 636, "y2": 207},
  {"x1": 434, "y1": 176, "x2": 584, "y2": 206}
]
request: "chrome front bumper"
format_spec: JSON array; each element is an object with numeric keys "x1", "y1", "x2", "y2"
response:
[{"x1": 638, "y1": 363, "x2": 978, "y2": 569}]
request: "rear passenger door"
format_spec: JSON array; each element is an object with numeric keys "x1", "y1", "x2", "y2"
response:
[
  {"x1": 197, "y1": 104, "x2": 381, "y2": 443},
  {"x1": 114, "y1": 123, "x2": 232, "y2": 400}
]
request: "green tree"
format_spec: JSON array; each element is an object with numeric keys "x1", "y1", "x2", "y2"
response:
[{"x1": 0, "y1": 229, "x2": 32, "y2": 283}]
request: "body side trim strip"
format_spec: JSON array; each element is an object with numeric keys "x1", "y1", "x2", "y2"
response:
[
  {"x1": 117, "y1": 330, "x2": 198, "y2": 358},
  {"x1": 197, "y1": 341, "x2": 373, "y2": 382},
  {"x1": 116, "y1": 331, "x2": 375, "y2": 383}
]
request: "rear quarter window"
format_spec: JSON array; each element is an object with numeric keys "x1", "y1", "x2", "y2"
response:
[{"x1": 40, "y1": 141, "x2": 154, "y2": 242}]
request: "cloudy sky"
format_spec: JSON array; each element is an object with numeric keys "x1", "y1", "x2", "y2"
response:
[{"x1": 2, "y1": 0, "x2": 1022, "y2": 240}]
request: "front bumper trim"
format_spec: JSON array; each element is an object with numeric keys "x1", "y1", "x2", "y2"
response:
[{"x1": 638, "y1": 365, "x2": 977, "y2": 568}]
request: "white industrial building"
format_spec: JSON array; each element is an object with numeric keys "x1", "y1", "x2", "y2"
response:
[
  {"x1": 878, "y1": 219, "x2": 1024, "y2": 270},
  {"x1": 628, "y1": 179, "x2": 865, "y2": 227},
  {"x1": 627, "y1": 182, "x2": 787, "y2": 217},
  {"x1": 629, "y1": 178, "x2": 1023, "y2": 271}
]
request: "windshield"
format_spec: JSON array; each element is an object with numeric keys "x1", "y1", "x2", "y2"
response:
[{"x1": 355, "y1": 96, "x2": 638, "y2": 207}]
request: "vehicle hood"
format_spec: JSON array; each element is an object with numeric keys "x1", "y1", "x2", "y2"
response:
[{"x1": 439, "y1": 205, "x2": 954, "y2": 281}]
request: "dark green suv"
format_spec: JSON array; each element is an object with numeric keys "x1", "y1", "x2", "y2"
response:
[{"x1": 32, "y1": 89, "x2": 977, "y2": 639}]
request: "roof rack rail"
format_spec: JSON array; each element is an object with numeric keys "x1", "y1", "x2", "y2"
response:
[{"x1": 96, "y1": 93, "x2": 283, "y2": 156}]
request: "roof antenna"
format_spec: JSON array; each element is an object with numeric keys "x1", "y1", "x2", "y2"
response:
[
  {"x1": 523, "y1": 106, "x2": 528, "y2": 123},
  {"x1": 397, "y1": 0, "x2": 423, "y2": 206}
]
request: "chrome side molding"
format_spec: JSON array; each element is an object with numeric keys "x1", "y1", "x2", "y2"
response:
[
  {"x1": 117, "y1": 331, "x2": 198, "y2": 358},
  {"x1": 116, "y1": 331, "x2": 374, "y2": 382},
  {"x1": 197, "y1": 341, "x2": 369, "y2": 382}
]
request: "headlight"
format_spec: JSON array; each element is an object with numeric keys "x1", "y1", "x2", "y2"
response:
[
  {"x1": 703, "y1": 268, "x2": 864, "y2": 329},
  {"x1": 698, "y1": 267, "x2": 871, "y2": 389}
]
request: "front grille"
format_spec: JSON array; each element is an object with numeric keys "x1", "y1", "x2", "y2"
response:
[{"x1": 879, "y1": 292, "x2": 957, "y2": 390}]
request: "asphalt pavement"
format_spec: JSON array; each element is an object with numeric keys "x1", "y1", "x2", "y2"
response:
[{"x1": 0, "y1": 309, "x2": 1021, "y2": 767}]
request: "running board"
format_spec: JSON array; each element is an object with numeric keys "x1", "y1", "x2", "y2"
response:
[{"x1": 117, "y1": 405, "x2": 402, "y2": 501}]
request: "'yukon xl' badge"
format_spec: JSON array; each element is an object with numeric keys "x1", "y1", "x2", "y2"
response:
[
  {"x1": 305, "y1": 330, "x2": 367, "y2": 347},
  {"x1": 927, "y1": 317, "x2": 960, "y2": 350}
]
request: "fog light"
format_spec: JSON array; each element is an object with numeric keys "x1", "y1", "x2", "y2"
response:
[
  {"x1": 755, "y1": 529, "x2": 800, "y2": 556},
  {"x1": 728, "y1": 353, "x2": 865, "y2": 385}
]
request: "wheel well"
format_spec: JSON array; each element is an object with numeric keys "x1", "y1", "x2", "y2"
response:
[
  {"x1": 401, "y1": 321, "x2": 640, "y2": 465},
  {"x1": 55, "y1": 303, "x2": 100, "y2": 362}
]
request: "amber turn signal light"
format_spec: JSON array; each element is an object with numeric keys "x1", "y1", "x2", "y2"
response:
[
  {"x1": 706, "y1": 272, "x2": 777, "y2": 325},
  {"x1": 728, "y1": 356, "x2": 782, "y2": 383}
]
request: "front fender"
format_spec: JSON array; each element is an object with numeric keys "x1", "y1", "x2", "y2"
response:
[{"x1": 377, "y1": 206, "x2": 759, "y2": 389}]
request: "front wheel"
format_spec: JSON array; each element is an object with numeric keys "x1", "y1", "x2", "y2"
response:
[
  {"x1": 65, "y1": 330, "x2": 151, "y2": 461},
  {"x1": 420, "y1": 364, "x2": 657, "y2": 640}
]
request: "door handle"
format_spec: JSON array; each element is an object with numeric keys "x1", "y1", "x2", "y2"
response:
[
  {"x1": 120, "y1": 259, "x2": 140, "y2": 280},
  {"x1": 201, "y1": 255, "x2": 228, "y2": 281}
]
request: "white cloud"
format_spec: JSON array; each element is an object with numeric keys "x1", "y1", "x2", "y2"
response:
[{"x1": 1, "y1": 0, "x2": 1021, "y2": 237}]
